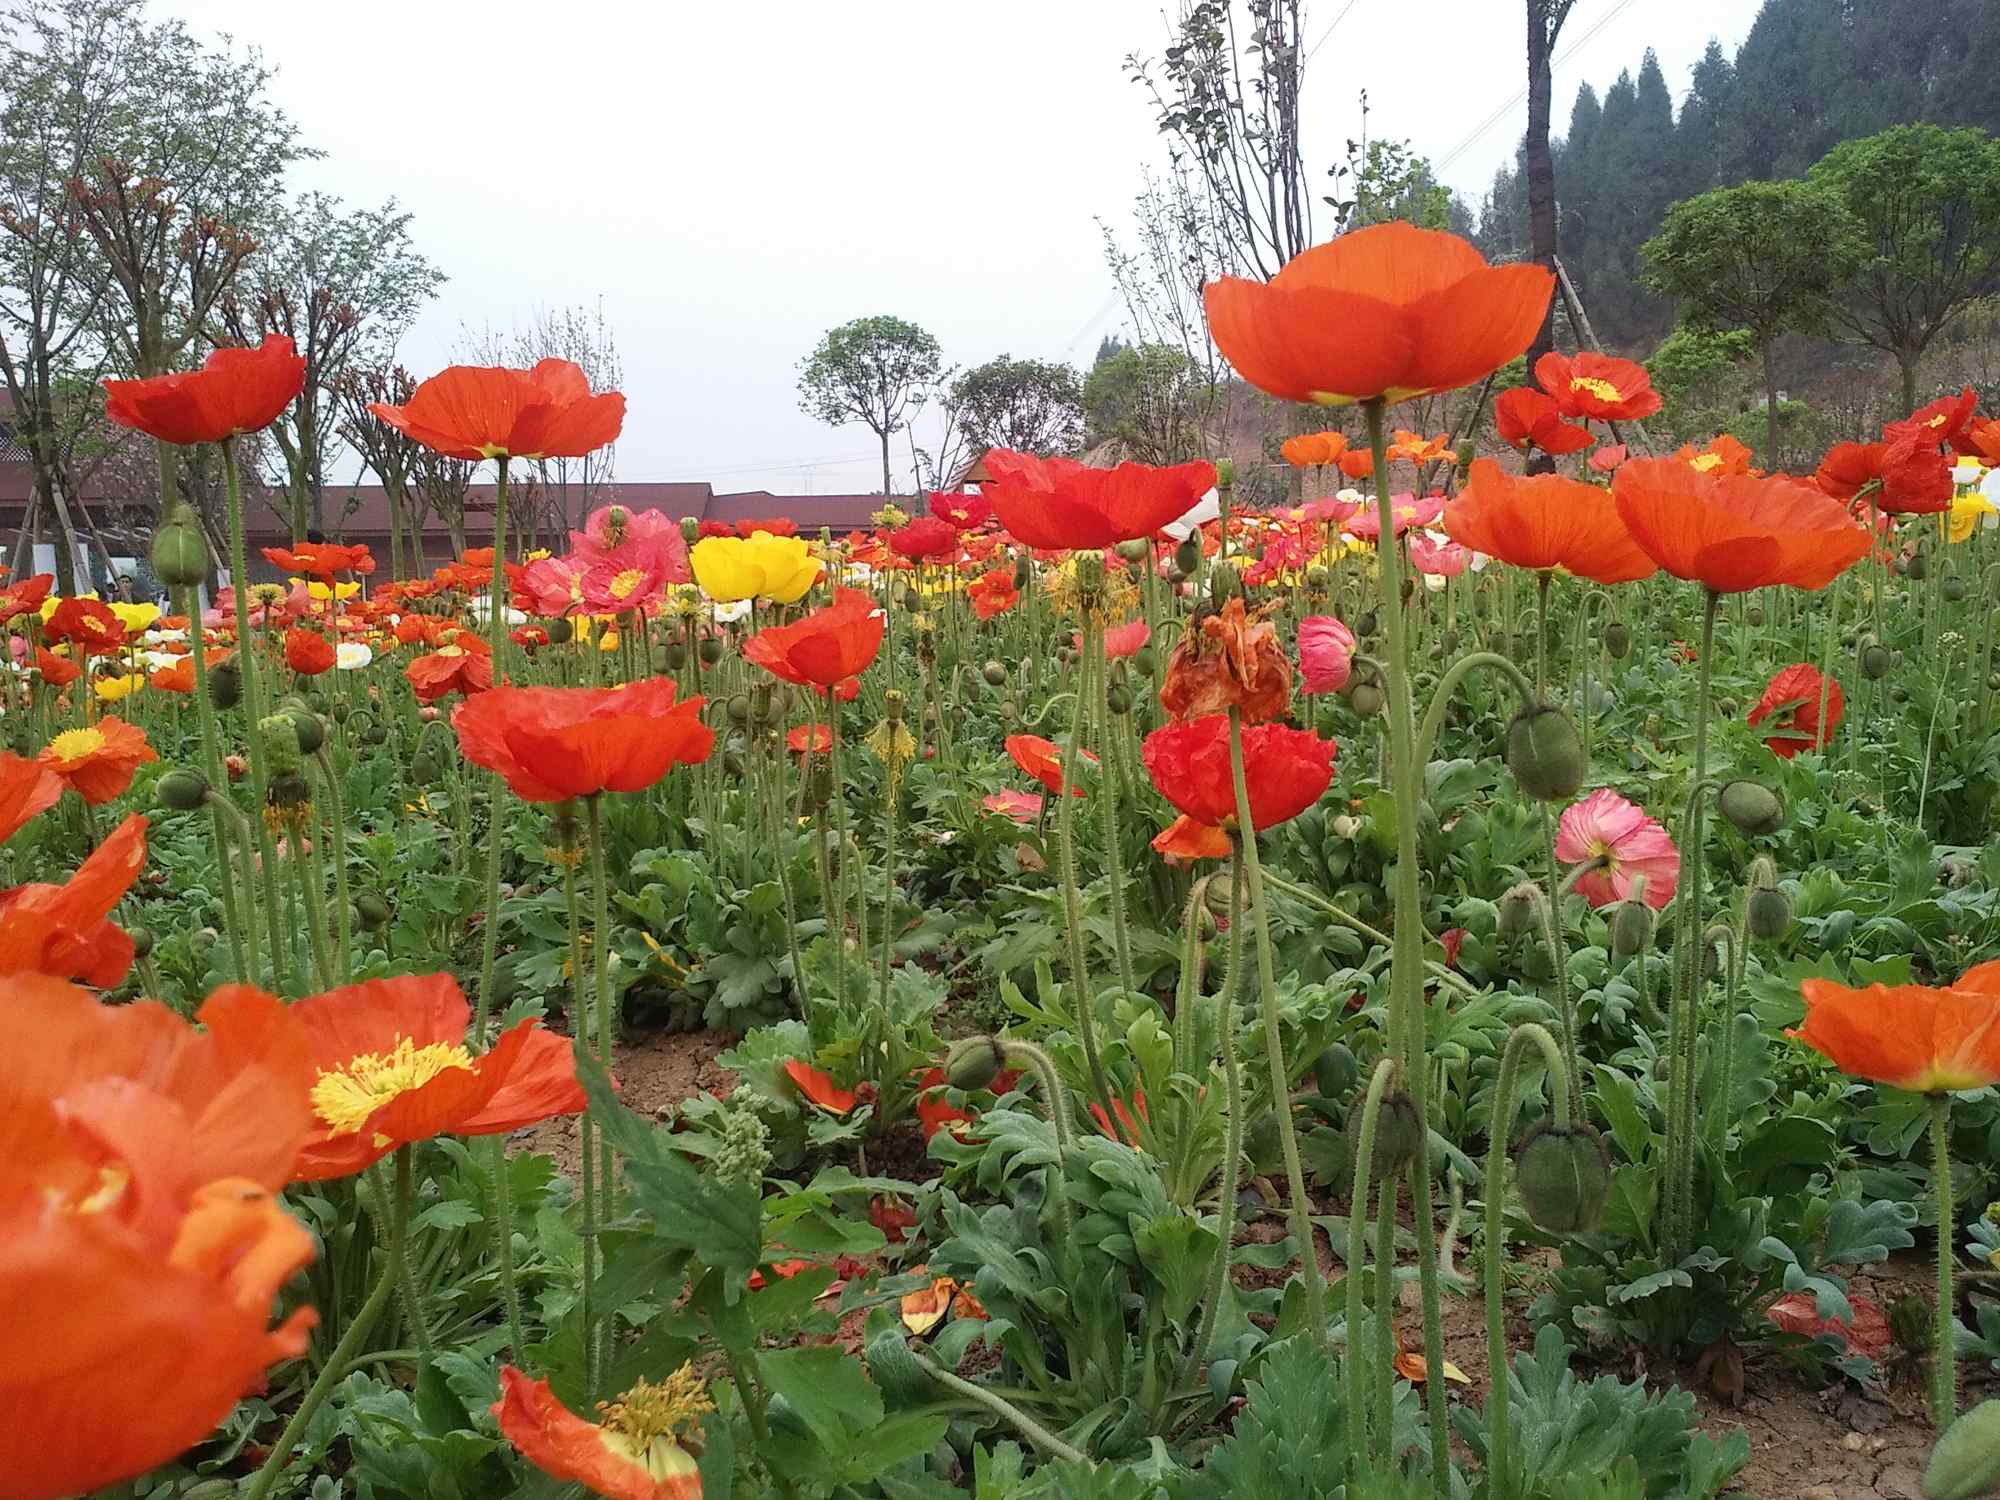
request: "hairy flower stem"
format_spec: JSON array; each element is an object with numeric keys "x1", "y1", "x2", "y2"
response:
[
  {"x1": 1228, "y1": 707, "x2": 1330, "y2": 1349},
  {"x1": 911, "y1": 1351, "x2": 1089, "y2": 1463},
  {"x1": 1363, "y1": 399, "x2": 1452, "y2": 1498},
  {"x1": 179, "y1": 582, "x2": 250, "y2": 980},
  {"x1": 1091, "y1": 622, "x2": 1139, "y2": 1003},
  {"x1": 1056, "y1": 637, "x2": 1115, "y2": 1122},
  {"x1": 1345, "y1": 1057, "x2": 1396, "y2": 1479},
  {"x1": 1932, "y1": 1094, "x2": 1957, "y2": 1429},
  {"x1": 1482, "y1": 1023, "x2": 1571, "y2": 1500},
  {"x1": 588, "y1": 795, "x2": 616, "y2": 1212},
  {"x1": 312, "y1": 748, "x2": 353, "y2": 981},
  {"x1": 473, "y1": 458, "x2": 512, "y2": 1042},
  {"x1": 1539, "y1": 808, "x2": 1584, "y2": 1090}
]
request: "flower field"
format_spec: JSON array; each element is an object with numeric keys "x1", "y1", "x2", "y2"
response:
[{"x1": 18, "y1": 221, "x2": 2000, "y2": 1500}]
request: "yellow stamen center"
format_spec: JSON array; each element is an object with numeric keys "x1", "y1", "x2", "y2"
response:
[
  {"x1": 597, "y1": 1365, "x2": 715, "y2": 1445},
  {"x1": 1570, "y1": 375, "x2": 1623, "y2": 403},
  {"x1": 310, "y1": 1037, "x2": 474, "y2": 1135},
  {"x1": 48, "y1": 726, "x2": 106, "y2": 762},
  {"x1": 1691, "y1": 453, "x2": 1723, "y2": 473},
  {"x1": 610, "y1": 568, "x2": 643, "y2": 601}
]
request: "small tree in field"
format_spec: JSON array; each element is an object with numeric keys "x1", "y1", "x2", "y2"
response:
[
  {"x1": 953, "y1": 355, "x2": 1084, "y2": 459},
  {"x1": 1641, "y1": 180, "x2": 1862, "y2": 467},
  {"x1": 797, "y1": 315, "x2": 941, "y2": 495},
  {"x1": 1808, "y1": 124, "x2": 2000, "y2": 412}
]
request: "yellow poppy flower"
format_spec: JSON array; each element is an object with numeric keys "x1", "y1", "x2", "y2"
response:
[
  {"x1": 306, "y1": 580, "x2": 361, "y2": 602},
  {"x1": 1943, "y1": 490, "x2": 1998, "y2": 545},
  {"x1": 689, "y1": 533, "x2": 822, "y2": 604},
  {"x1": 109, "y1": 602, "x2": 160, "y2": 636},
  {"x1": 94, "y1": 673, "x2": 143, "y2": 702}
]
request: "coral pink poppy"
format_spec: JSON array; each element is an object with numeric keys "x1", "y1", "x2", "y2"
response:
[
  {"x1": 981, "y1": 789, "x2": 1044, "y2": 824},
  {"x1": 1409, "y1": 534, "x2": 1469, "y2": 577},
  {"x1": 1345, "y1": 493, "x2": 1445, "y2": 542},
  {"x1": 1554, "y1": 788, "x2": 1679, "y2": 910},
  {"x1": 1297, "y1": 615, "x2": 1356, "y2": 694}
]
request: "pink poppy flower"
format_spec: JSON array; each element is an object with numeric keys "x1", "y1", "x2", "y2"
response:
[
  {"x1": 1297, "y1": 615, "x2": 1356, "y2": 695},
  {"x1": 1408, "y1": 534, "x2": 1469, "y2": 578},
  {"x1": 578, "y1": 554, "x2": 667, "y2": 614},
  {"x1": 1074, "y1": 620, "x2": 1152, "y2": 660},
  {"x1": 1301, "y1": 494, "x2": 1361, "y2": 526},
  {"x1": 982, "y1": 789, "x2": 1044, "y2": 824},
  {"x1": 568, "y1": 504, "x2": 690, "y2": 584},
  {"x1": 515, "y1": 555, "x2": 586, "y2": 616},
  {"x1": 1344, "y1": 492, "x2": 1446, "y2": 542},
  {"x1": 1589, "y1": 444, "x2": 1628, "y2": 474},
  {"x1": 1554, "y1": 788, "x2": 1679, "y2": 910}
]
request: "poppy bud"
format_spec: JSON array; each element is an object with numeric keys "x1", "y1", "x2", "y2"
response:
[
  {"x1": 1214, "y1": 458, "x2": 1235, "y2": 490},
  {"x1": 1498, "y1": 880, "x2": 1545, "y2": 940},
  {"x1": 286, "y1": 708, "x2": 325, "y2": 755},
  {"x1": 1312, "y1": 1042, "x2": 1357, "y2": 1099},
  {"x1": 410, "y1": 720, "x2": 449, "y2": 785},
  {"x1": 1513, "y1": 1122, "x2": 1611, "y2": 1233},
  {"x1": 355, "y1": 891, "x2": 391, "y2": 928},
  {"x1": 545, "y1": 616, "x2": 574, "y2": 644},
  {"x1": 1013, "y1": 553, "x2": 1033, "y2": 589},
  {"x1": 1133, "y1": 648, "x2": 1158, "y2": 678},
  {"x1": 1905, "y1": 549, "x2": 1928, "y2": 580},
  {"x1": 1346, "y1": 1088, "x2": 1423, "y2": 1177},
  {"x1": 1610, "y1": 890, "x2": 1654, "y2": 959},
  {"x1": 680, "y1": 517, "x2": 701, "y2": 545},
  {"x1": 1747, "y1": 886, "x2": 1791, "y2": 941},
  {"x1": 268, "y1": 769, "x2": 311, "y2": 811},
  {"x1": 1745, "y1": 604, "x2": 1765, "y2": 627},
  {"x1": 208, "y1": 658, "x2": 241, "y2": 711},
  {"x1": 1210, "y1": 562, "x2": 1240, "y2": 603},
  {"x1": 698, "y1": 637, "x2": 724, "y2": 666},
  {"x1": 1717, "y1": 779, "x2": 1784, "y2": 836},
  {"x1": 1244, "y1": 1109, "x2": 1283, "y2": 1175},
  {"x1": 997, "y1": 698, "x2": 1017, "y2": 723},
  {"x1": 1701, "y1": 923, "x2": 1731, "y2": 979},
  {"x1": 1504, "y1": 704, "x2": 1586, "y2": 801},
  {"x1": 1440, "y1": 629, "x2": 1461, "y2": 654},
  {"x1": 1455, "y1": 439, "x2": 1476, "y2": 469},
  {"x1": 1115, "y1": 538, "x2": 1151, "y2": 563},
  {"x1": 943, "y1": 1036, "x2": 1006, "y2": 1091},
  {"x1": 128, "y1": 924, "x2": 154, "y2": 959},
  {"x1": 725, "y1": 694, "x2": 750, "y2": 725},
  {"x1": 982, "y1": 660, "x2": 1007, "y2": 687},
  {"x1": 1173, "y1": 535, "x2": 1201, "y2": 577},
  {"x1": 150, "y1": 504, "x2": 209, "y2": 587},
  {"x1": 1354, "y1": 610, "x2": 1378, "y2": 637},
  {"x1": 1921, "y1": 1397, "x2": 2000, "y2": 1500},
  {"x1": 884, "y1": 689, "x2": 907, "y2": 723},
  {"x1": 155, "y1": 767, "x2": 210, "y2": 812},
  {"x1": 1106, "y1": 684, "x2": 1132, "y2": 716},
  {"x1": 1891, "y1": 1291, "x2": 1934, "y2": 1355},
  {"x1": 364, "y1": 725, "x2": 387, "y2": 746},
  {"x1": 1861, "y1": 642, "x2": 1893, "y2": 679},
  {"x1": 723, "y1": 748, "x2": 745, "y2": 777},
  {"x1": 1349, "y1": 679, "x2": 1384, "y2": 717}
]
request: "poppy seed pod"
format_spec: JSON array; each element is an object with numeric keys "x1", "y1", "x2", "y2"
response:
[
  {"x1": 1504, "y1": 704, "x2": 1587, "y2": 801},
  {"x1": 1174, "y1": 535, "x2": 1202, "y2": 578},
  {"x1": 884, "y1": 688, "x2": 907, "y2": 723},
  {"x1": 1861, "y1": 642, "x2": 1893, "y2": 680},
  {"x1": 1513, "y1": 1121, "x2": 1612, "y2": 1233},
  {"x1": 545, "y1": 616, "x2": 574, "y2": 644},
  {"x1": 1747, "y1": 885, "x2": 1792, "y2": 941},
  {"x1": 1717, "y1": 779, "x2": 1784, "y2": 836},
  {"x1": 943, "y1": 1036, "x2": 1007, "y2": 1092},
  {"x1": 1610, "y1": 890, "x2": 1654, "y2": 958},
  {"x1": 1921, "y1": 1397, "x2": 2000, "y2": 1500},
  {"x1": 1498, "y1": 880, "x2": 1546, "y2": 939},
  {"x1": 982, "y1": 660, "x2": 1007, "y2": 687},
  {"x1": 1346, "y1": 1088, "x2": 1424, "y2": 1177},
  {"x1": 150, "y1": 503, "x2": 209, "y2": 587},
  {"x1": 155, "y1": 767, "x2": 210, "y2": 812},
  {"x1": 208, "y1": 658, "x2": 241, "y2": 711}
]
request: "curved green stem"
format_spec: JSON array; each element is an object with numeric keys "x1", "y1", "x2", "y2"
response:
[
  {"x1": 1055, "y1": 641, "x2": 1114, "y2": 1121},
  {"x1": 1413, "y1": 650, "x2": 1537, "y2": 772},
  {"x1": 911, "y1": 1351, "x2": 1089, "y2": 1463},
  {"x1": 1932, "y1": 1094, "x2": 1957, "y2": 1429},
  {"x1": 1345, "y1": 1056, "x2": 1396, "y2": 1479},
  {"x1": 1259, "y1": 869, "x2": 1478, "y2": 997},
  {"x1": 473, "y1": 458, "x2": 511, "y2": 1041}
]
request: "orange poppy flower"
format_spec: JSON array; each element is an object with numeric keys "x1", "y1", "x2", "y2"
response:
[
  {"x1": 1792, "y1": 963, "x2": 2000, "y2": 1092},
  {"x1": 1494, "y1": 388, "x2": 1593, "y2": 456},
  {"x1": 1748, "y1": 663, "x2": 1843, "y2": 759},
  {"x1": 965, "y1": 567, "x2": 1019, "y2": 620},
  {"x1": 405, "y1": 631, "x2": 493, "y2": 703},
  {"x1": 901, "y1": 1273, "x2": 959, "y2": 1335},
  {"x1": 1337, "y1": 446, "x2": 1374, "y2": 480},
  {"x1": 0, "y1": 573, "x2": 52, "y2": 622},
  {"x1": 1281, "y1": 431, "x2": 1347, "y2": 467},
  {"x1": 1203, "y1": 221, "x2": 1553, "y2": 408},
  {"x1": 453, "y1": 679, "x2": 714, "y2": 803},
  {"x1": 149, "y1": 658, "x2": 194, "y2": 693},
  {"x1": 1611, "y1": 458, "x2": 1870, "y2": 594},
  {"x1": 1814, "y1": 434, "x2": 1952, "y2": 516},
  {"x1": 102, "y1": 333, "x2": 305, "y2": 447},
  {"x1": 39, "y1": 716, "x2": 157, "y2": 804},
  {"x1": 0, "y1": 812, "x2": 147, "y2": 986},
  {"x1": 1535, "y1": 350, "x2": 1662, "y2": 422},
  {"x1": 1444, "y1": 459, "x2": 1657, "y2": 584},
  {"x1": 1004, "y1": 733, "x2": 1094, "y2": 798},
  {"x1": 0, "y1": 750, "x2": 63, "y2": 844},
  {"x1": 1674, "y1": 434, "x2": 1756, "y2": 477},
  {"x1": 283, "y1": 627, "x2": 337, "y2": 677},
  {"x1": 787, "y1": 723, "x2": 832, "y2": 755},
  {"x1": 742, "y1": 587, "x2": 884, "y2": 689},
  {"x1": 1142, "y1": 715, "x2": 1335, "y2": 862},
  {"x1": 493, "y1": 1364, "x2": 706, "y2": 1500},
  {"x1": 1158, "y1": 597, "x2": 1292, "y2": 724},
  {"x1": 982, "y1": 450, "x2": 1216, "y2": 549},
  {"x1": 368, "y1": 359, "x2": 625, "y2": 463},
  {"x1": 1911, "y1": 386, "x2": 1978, "y2": 445},
  {"x1": 34, "y1": 647, "x2": 79, "y2": 688},
  {"x1": 1955, "y1": 417, "x2": 2000, "y2": 468},
  {"x1": 1388, "y1": 429, "x2": 1456, "y2": 466},
  {"x1": 0, "y1": 973, "x2": 315, "y2": 1499},
  {"x1": 43, "y1": 596, "x2": 124, "y2": 654},
  {"x1": 289, "y1": 973, "x2": 587, "y2": 1181},
  {"x1": 784, "y1": 1059, "x2": 858, "y2": 1116},
  {"x1": 263, "y1": 540, "x2": 374, "y2": 579}
]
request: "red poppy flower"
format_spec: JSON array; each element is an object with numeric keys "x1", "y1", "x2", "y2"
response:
[
  {"x1": 454, "y1": 679, "x2": 714, "y2": 802},
  {"x1": 1337, "y1": 447, "x2": 1374, "y2": 480},
  {"x1": 1, "y1": 973, "x2": 316, "y2": 1499},
  {"x1": 742, "y1": 588, "x2": 883, "y2": 689},
  {"x1": 0, "y1": 573, "x2": 52, "y2": 623},
  {"x1": 1203, "y1": 221, "x2": 1553, "y2": 408},
  {"x1": 1281, "y1": 432, "x2": 1347, "y2": 467},
  {"x1": 1956, "y1": 417, "x2": 2000, "y2": 467},
  {"x1": 405, "y1": 632, "x2": 493, "y2": 703},
  {"x1": 289, "y1": 973, "x2": 587, "y2": 1180},
  {"x1": 263, "y1": 541, "x2": 374, "y2": 579},
  {"x1": 1535, "y1": 350, "x2": 1662, "y2": 422},
  {"x1": 43, "y1": 597, "x2": 124, "y2": 654},
  {"x1": 982, "y1": 450, "x2": 1215, "y2": 550},
  {"x1": 1495, "y1": 388, "x2": 1593, "y2": 456},
  {"x1": 1142, "y1": 715, "x2": 1334, "y2": 860},
  {"x1": 1005, "y1": 734, "x2": 1095, "y2": 797},
  {"x1": 1814, "y1": 435, "x2": 1952, "y2": 515},
  {"x1": 34, "y1": 647, "x2": 78, "y2": 688},
  {"x1": 102, "y1": 334, "x2": 306, "y2": 447},
  {"x1": 785, "y1": 1059, "x2": 858, "y2": 1116},
  {"x1": 0, "y1": 751, "x2": 63, "y2": 844},
  {"x1": 38, "y1": 717, "x2": 156, "y2": 805},
  {"x1": 1911, "y1": 387, "x2": 1978, "y2": 446},
  {"x1": 1159, "y1": 597, "x2": 1292, "y2": 723},
  {"x1": 738, "y1": 516, "x2": 797, "y2": 538},
  {"x1": 1611, "y1": 458, "x2": 1870, "y2": 593},
  {"x1": 1792, "y1": 961, "x2": 2000, "y2": 1092},
  {"x1": 1589, "y1": 444, "x2": 1628, "y2": 473},
  {"x1": 283, "y1": 628, "x2": 336, "y2": 677},
  {"x1": 493, "y1": 1365, "x2": 705, "y2": 1500},
  {"x1": 930, "y1": 491, "x2": 993, "y2": 531},
  {"x1": 368, "y1": 359, "x2": 625, "y2": 463},
  {"x1": 1089, "y1": 1090, "x2": 1150, "y2": 1146},
  {"x1": 966, "y1": 567, "x2": 1019, "y2": 620},
  {"x1": 0, "y1": 812, "x2": 147, "y2": 985},
  {"x1": 1748, "y1": 663, "x2": 1843, "y2": 759},
  {"x1": 787, "y1": 723, "x2": 832, "y2": 755},
  {"x1": 1444, "y1": 459, "x2": 1656, "y2": 584},
  {"x1": 887, "y1": 516, "x2": 958, "y2": 562}
]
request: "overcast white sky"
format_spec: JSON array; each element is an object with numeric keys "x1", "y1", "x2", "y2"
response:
[{"x1": 171, "y1": 0, "x2": 1760, "y2": 496}]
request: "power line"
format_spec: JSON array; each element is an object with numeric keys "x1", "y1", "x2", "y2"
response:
[
  {"x1": 1304, "y1": 0, "x2": 1364, "y2": 65},
  {"x1": 1433, "y1": 0, "x2": 1641, "y2": 174}
]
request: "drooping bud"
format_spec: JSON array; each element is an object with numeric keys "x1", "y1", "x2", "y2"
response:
[
  {"x1": 1905, "y1": 549, "x2": 1929, "y2": 581},
  {"x1": 1348, "y1": 678, "x2": 1384, "y2": 717},
  {"x1": 150, "y1": 503, "x2": 209, "y2": 587},
  {"x1": 1173, "y1": 535, "x2": 1202, "y2": 579},
  {"x1": 1717, "y1": 779, "x2": 1784, "y2": 836},
  {"x1": 128, "y1": 924, "x2": 154, "y2": 959},
  {"x1": 1312, "y1": 1042, "x2": 1357, "y2": 1099},
  {"x1": 1346, "y1": 1088, "x2": 1424, "y2": 1177},
  {"x1": 1861, "y1": 641, "x2": 1893, "y2": 680},
  {"x1": 409, "y1": 719, "x2": 450, "y2": 785},
  {"x1": 155, "y1": 767, "x2": 210, "y2": 812},
  {"x1": 546, "y1": 616, "x2": 575, "y2": 645},
  {"x1": 1921, "y1": 1397, "x2": 2000, "y2": 1500},
  {"x1": 943, "y1": 1036, "x2": 1006, "y2": 1092},
  {"x1": 1747, "y1": 886, "x2": 1792, "y2": 941},
  {"x1": 698, "y1": 637, "x2": 724, "y2": 666},
  {"x1": 285, "y1": 707, "x2": 325, "y2": 755},
  {"x1": 1498, "y1": 880, "x2": 1546, "y2": 940},
  {"x1": 1610, "y1": 882, "x2": 1654, "y2": 959},
  {"x1": 354, "y1": 891, "x2": 391, "y2": 929},
  {"x1": 208, "y1": 658, "x2": 241, "y2": 711},
  {"x1": 1505, "y1": 704, "x2": 1586, "y2": 801},
  {"x1": 1115, "y1": 538, "x2": 1151, "y2": 563},
  {"x1": 1353, "y1": 610, "x2": 1378, "y2": 637},
  {"x1": 1513, "y1": 1122, "x2": 1612, "y2": 1233},
  {"x1": 1603, "y1": 621, "x2": 1631, "y2": 659}
]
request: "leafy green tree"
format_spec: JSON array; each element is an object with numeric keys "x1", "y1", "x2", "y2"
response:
[
  {"x1": 1641, "y1": 180, "x2": 1863, "y2": 465},
  {"x1": 797, "y1": 315, "x2": 942, "y2": 496},
  {"x1": 1644, "y1": 324, "x2": 1756, "y2": 444},
  {"x1": 952, "y1": 355, "x2": 1084, "y2": 459},
  {"x1": 1082, "y1": 342, "x2": 1201, "y2": 465},
  {"x1": 1808, "y1": 123, "x2": 2000, "y2": 411}
]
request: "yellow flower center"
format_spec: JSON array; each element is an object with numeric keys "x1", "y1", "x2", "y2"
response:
[
  {"x1": 310, "y1": 1037, "x2": 474, "y2": 1135},
  {"x1": 597, "y1": 1366, "x2": 715, "y2": 1444},
  {"x1": 1690, "y1": 453, "x2": 1723, "y2": 473},
  {"x1": 1570, "y1": 375, "x2": 1623, "y2": 403},
  {"x1": 47, "y1": 726, "x2": 106, "y2": 763},
  {"x1": 610, "y1": 568, "x2": 644, "y2": 601}
]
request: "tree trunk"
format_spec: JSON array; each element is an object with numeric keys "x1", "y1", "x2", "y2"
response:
[
  {"x1": 1899, "y1": 349, "x2": 1919, "y2": 416},
  {"x1": 880, "y1": 428, "x2": 893, "y2": 497},
  {"x1": 1523, "y1": 1, "x2": 1562, "y2": 474},
  {"x1": 1762, "y1": 340, "x2": 1782, "y2": 471}
]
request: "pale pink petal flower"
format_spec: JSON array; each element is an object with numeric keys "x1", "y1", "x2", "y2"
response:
[
  {"x1": 1554, "y1": 788, "x2": 1679, "y2": 910},
  {"x1": 1298, "y1": 615, "x2": 1357, "y2": 695}
]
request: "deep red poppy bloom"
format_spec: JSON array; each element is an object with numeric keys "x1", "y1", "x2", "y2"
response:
[
  {"x1": 1611, "y1": 458, "x2": 1870, "y2": 593},
  {"x1": 1814, "y1": 434, "x2": 1952, "y2": 515},
  {"x1": 1910, "y1": 387, "x2": 1978, "y2": 446},
  {"x1": 368, "y1": 359, "x2": 625, "y2": 462},
  {"x1": 1444, "y1": 459, "x2": 1657, "y2": 584},
  {"x1": 742, "y1": 588, "x2": 883, "y2": 689},
  {"x1": 1005, "y1": 734, "x2": 1094, "y2": 798},
  {"x1": 263, "y1": 541, "x2": 374, "y2": 579},
  {"x1": 0, "y1": 573, "x2": 52, "y2": 623},
  {"x1": 0, "y1": 812, "x2": 147, "y2": 985},
  {"x1": 1, "y1": 973, "x2": 316, "y2": 1500},
  {"x1": 102, "y1": 334, "x2": 305, "y2": 447},
  {"x1": 1748, "y1": 663, "x2": 1844, "y2": 759},
  {"x1": 982, "y1": 450, "x2": 1215, "y2": 550},
  {"x1": 43, "y1": 597, "x2": 124, "y2": 654},
  {"x1": 1142, "y1": 715, "x2": 1334, "y2": 860},
  {"x1": 930, "y1": 491, "x2": 993, "y2": 531},
  {"x1": 454, "y1": 679, "x2": 714, "y2": 802},
  {"x1": 887, "y1": 516, "x2": 958, "y2": 562},
  {"x1": 1203, "y1": 221, "x2": 1552, "y2": 408},
  {"x1": 289, "y1": 973, "x2": 587, "y2": 1180},
  {"x1": 283, "y1": 628, "x2": 336, "y2": 676},
  {"x1": 1495, "y1": 387, "x2": 1593, "y2": 456},
  {"x1": 1535, "y1": 350, "x2": 1662, "y2": 422}
]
